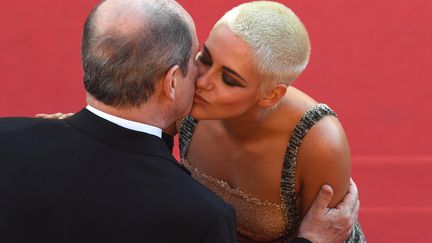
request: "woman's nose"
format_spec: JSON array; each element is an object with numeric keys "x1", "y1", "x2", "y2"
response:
[{"x1": 196, "y1": 67, "x2": 214, "y2": 90}]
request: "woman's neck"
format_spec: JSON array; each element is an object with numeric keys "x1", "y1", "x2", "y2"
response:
[{"x1": 219, "y1": 105, "x2": 281, "y2": 141}]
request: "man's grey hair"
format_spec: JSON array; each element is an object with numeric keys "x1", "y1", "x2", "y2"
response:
[
  {"x1": 82, "y1": 0, "x2": 193, "y2": 107},
  {"x1": 215, "y1": 1, "x2": 310, "y2": 85}
]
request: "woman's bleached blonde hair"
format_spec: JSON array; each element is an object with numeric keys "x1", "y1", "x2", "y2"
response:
[{"x1": 215, "y1": 1, "x2": 310, "y2": 85}]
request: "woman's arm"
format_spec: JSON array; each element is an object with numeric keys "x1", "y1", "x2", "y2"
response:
[{"x1": 295, "y1": 116, "x2": 351, "y2": 218}]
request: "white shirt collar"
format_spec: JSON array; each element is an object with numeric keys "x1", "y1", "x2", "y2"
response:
[{"x1": 85, "y1": 105, "x2": 162, "y2": 138}]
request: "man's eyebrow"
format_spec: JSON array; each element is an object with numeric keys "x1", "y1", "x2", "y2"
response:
[{"x1": 204, "y1": 45, "x2": 246, "y2": 83}]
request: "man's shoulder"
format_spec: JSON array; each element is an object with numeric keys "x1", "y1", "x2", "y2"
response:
[
  {"x1": 0, "y1": 116, "x2": 67, "y2": 127},
  {"x1": 0, "y1": 116, "x2": 34, "y2": 125},
  {"x1": 0, "y1": 116, "x2": 87, "y2": 151},
  {"x1": 0, "y1": 116, "x2": 74, "y2": 137}
]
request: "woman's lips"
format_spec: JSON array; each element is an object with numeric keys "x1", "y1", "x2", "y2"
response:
[{"x1": 194, "y1": 93, "x2": 209, "y2": 104}]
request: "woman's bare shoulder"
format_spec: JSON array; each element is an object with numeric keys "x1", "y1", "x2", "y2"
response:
[
  {"x1": 277, "y1": 87, "x2": 318, "y2": 130},
  {"x1": 295, "y1": 113, "x2": 351, "y2": 216},
  {"x1": 279, "y1": 87, "x2": 351, "y2": 216}
]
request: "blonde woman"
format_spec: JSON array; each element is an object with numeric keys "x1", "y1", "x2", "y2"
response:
[{"x1": 178, "y1": 1, "x2": 365, "y2": 242}]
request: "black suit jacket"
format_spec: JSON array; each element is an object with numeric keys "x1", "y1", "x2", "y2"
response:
[{"x1": 0, "y1": 109, "x2": 236, "y2": 243}]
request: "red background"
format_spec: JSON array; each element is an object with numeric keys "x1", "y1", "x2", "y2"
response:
[{"x1": 1, "y1": 0, "x2": 431, "y2": 242}]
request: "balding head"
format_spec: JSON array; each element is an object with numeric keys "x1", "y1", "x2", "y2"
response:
[
  {"x1": 82, "y1": 0, "x2": 195, "y2": 108},
  {"x1": 93, "y1": 0, "x2": 192, "y2": 39}
]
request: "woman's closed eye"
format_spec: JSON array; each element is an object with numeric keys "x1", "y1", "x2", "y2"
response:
[
  {"x1": 222, "y1": 73, "x2": 242, "y2": 87},
  {"x1": 197, "y1": 49, "x2": 244, "y2": 87},
  {"x1": 197, "y1": 52, "x2": 212, "y2": 66}
]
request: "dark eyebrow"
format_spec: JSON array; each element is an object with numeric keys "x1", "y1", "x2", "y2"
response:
[
  {"x1": 203, "y1": 44, "x2": 246, "y2": 83},
  {"x1": 222, "y1": 66, "x2": 246, "y2": 82}
]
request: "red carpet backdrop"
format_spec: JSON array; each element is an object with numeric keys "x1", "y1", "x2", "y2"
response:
[{"x1": 1, "y1": 0, "x2": 431, "y2": 242}]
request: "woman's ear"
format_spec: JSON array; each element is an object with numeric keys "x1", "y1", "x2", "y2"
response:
[
  {"x1": 161, "y1": 65, "x2": 180, "y2": 101},
  {"x1": 258, "y1": 84, "x2": 288, "y2": 107}
]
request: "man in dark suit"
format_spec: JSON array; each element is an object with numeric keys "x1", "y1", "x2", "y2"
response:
[
  {"x1": 0, "y1": 0, "x2": 359, "y2": 242},
  {"x1": 0, "y1": 0, "x2": 236, "y2": 242}
]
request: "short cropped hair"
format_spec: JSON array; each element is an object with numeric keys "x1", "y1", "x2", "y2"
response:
[
  {"x1": 215, "y1": 1, "x2": 310, "y2": 84},
  {"x1": 82, "y1": 1, "x2": 192, "y2": 107}
]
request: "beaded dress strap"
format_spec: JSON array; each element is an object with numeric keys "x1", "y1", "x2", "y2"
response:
[
  {"x1": 280, "y1": 103, "x2": 337, "y2": 238},
  {"x1": 179, "y1": 116, "x2": 198, "y2": 159}
]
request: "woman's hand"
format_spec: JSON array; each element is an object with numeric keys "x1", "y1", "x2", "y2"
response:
[{"x1": 35, "y1": 113, "x2": 74, "y2": 119}]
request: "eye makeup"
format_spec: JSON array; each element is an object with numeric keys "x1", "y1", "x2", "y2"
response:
[{"x1": 198, "y1": 45, "x2": 248, "y2": 87}]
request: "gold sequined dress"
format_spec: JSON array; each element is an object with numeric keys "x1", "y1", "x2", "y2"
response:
[{"x1": 179, "y1": 104, "x2": 365, "y2": 242}]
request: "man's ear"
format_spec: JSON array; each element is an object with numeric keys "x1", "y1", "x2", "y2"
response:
[
  {"x1": 258, "y1": 84, "x2": 288, "y2": 107},
  {"x1": 161, "y1": 65, "x2": 180, "y2": 101}
]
